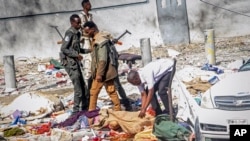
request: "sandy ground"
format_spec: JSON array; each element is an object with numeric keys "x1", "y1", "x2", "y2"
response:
[
  {"x1": 0, "y1": 35, "x2": 250, "y2": 114},
  {"x1": 0, "y1": 35, "x2": 249, "y2": 141}
]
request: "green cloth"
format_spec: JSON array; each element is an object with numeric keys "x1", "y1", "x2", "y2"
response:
[
  {"x1": 153, "y1": 114, "x2": 191, "y2": 141},
  {"x1": 4, "y1": 127, "x2": 25, "y2": 137},
  {"x1": 50, "y1": 58, "x2": 64, "y2": 69}
]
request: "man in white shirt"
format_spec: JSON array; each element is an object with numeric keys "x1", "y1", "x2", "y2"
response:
[{"x1": 127, "y1": 58, "x2": 174, "y2": 118}]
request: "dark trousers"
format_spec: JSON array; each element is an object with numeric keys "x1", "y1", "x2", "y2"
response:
[
  {"x1": 85, "y1": 77, "x2": 93, "y2": 103},
  {"x1": 150, "y1": 71, "x2": 171, "y2": 116},
  {"x1": 113, "y1": 75, "x2": 130, "y2": 106},
  {"x1": 114, "y1": 64, "x2": 130, "y2": 108},
  {"x1": 65, "y1": 65, "x2": 89, "y2": 114}
]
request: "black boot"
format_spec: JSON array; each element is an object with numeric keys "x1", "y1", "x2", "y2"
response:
[{"x1": 123, "y1": 98, "x2": 132, "y2": 111}]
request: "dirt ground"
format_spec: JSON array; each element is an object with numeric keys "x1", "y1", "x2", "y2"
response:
[
  {"x1": 0, "y1": 35, "x2": 250, "y2": 106},
  {"x1": 0, "y1": 57, "x2": 73, "y2": 105}
]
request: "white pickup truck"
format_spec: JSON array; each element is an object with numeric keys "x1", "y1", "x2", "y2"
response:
[{"x1": 173, "y1": 67, "x2": 250, "y2": 141}]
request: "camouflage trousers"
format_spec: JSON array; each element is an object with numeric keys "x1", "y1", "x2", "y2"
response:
[{"x1": 89, "y1": 79, "x2": 121, "y2": 111}]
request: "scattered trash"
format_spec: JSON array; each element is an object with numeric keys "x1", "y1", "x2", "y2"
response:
[
  {"x1": 45, "y1": 69, "x2": 53, "y2": 75},
  {"x1": 56, "y1": 80, "x2": 67, "y2": 85},
  {"x1": 82, "y1": 135, "x2": 90, "y2": 141},
  {"x1": 10, "y1": 115, "x2": 26, "y2": 126},
  {"x1": 17, "y1": 77, "x2": 28, "y2": 83},
  {"x1": 52, "y1": 111, "x2": 71, "y2": 123},
  {"x1": 167, "y1": 48, "x2": 181, "y2": 58},
  {"x1": 60, "y1": 95, "x2": 74, "y2": 108},
  {"x1": 37, "y1": 64, "x2": 46, "y2": 72},
  {"x1": 50, "y1": 58, "x2": 64, "y2": 69},
  {"x1": 201, "y1": 63, "x2": 224, "y2": 74},
  {"x1": 79, "y1": 115, "x2": 89, "y2": 129},
  {"x1": 182, "y1": 76, "x2": 212, "y2": 96},
  {"x1": 208, "y1": 76, "x2": 220, "y2": 85},
  {"x1": 55, "y1": 71, "x2": 64, "y2": 78},
  {"x1": 134, "y1": 99, "x2": 141, "y2": 107},
  {"x1": 46, "y1": 64, "x2": 55, "y2": 70},
  {"x1": 0, "y1": 42, "x2": 246, "y2": 140},
  {"x1": 50, "y1": 128, "x2": 72, "y2": 141},
  {"x1": 11, "y1": 110, "x2": 22, "y2": 119},
  {"x1": 194, "y1": 96, "x2": 201, "y2": 106},
  {"x1": 3, "y1": 127, "x2": 25, "y2": 137}
]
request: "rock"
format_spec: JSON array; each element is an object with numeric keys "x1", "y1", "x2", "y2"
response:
[{"x1": 167, "y1": 48, "x2": 181, "y2": 58}]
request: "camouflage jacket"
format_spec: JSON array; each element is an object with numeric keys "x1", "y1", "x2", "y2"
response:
[
  {"x1": 91, "y1": 32, "x2": 117, "y2": 81},
  {"x1": 60, "y1": 27, "x2": 91, "y2": 69}
]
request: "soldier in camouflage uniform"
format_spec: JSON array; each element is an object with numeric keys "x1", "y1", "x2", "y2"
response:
[
  {"x1": 83, "y1": 21, "x2": 121, "y2": 115},
  {"x1": 60, "y1": 14, "x2": 92, "y2": 115}
]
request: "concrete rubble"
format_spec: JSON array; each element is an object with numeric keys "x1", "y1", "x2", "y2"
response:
[{"x1": 0, "y1": 39, "x2": 249, "y2": 140}]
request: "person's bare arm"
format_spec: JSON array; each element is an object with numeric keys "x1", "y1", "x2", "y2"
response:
[
  {"x1": 188, "y1": 133, "x2": 195, "y2": 141},
  {"x1": 140, "y1": 91, "x2": 147, "y2": 109},
  {"x1": 143, "y1": 88, "x2": 154, "y2": 110},
  {"x1": 138, "y1": 88, "x2": 154, "y2": 118}
]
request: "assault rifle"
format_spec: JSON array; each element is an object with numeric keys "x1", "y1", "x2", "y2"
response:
[
  {"x1": 111, "y1": 29, "x2": 132, "y2": 45},
  {"x1": 108, "y1": 30, "x2": 132, "y2": 67}
]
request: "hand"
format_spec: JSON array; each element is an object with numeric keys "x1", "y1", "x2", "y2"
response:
[
  {"x1": 78, "y1": 55, "x2": 83, "y2": 61},
  {"x1": 116, "y1": 41, "x2": 122, "y2": 45},
  {"x1": 138, "y1": 108, "x2": 146, "y2": 118},
  {"x1": 96, "y1": 75, "x2": 102, "y2": 82},
  {"x1": 57, "y1": 40, "x2": 63, "y2": 44},
  {"x1": 188, "y1": 132, "x2": 195, "y2": 141},
  {"x1": 80, "y1": 37, "x2": 85, "y2": 42}
]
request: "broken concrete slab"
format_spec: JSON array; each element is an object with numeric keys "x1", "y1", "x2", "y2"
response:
[
  {"x1": 0, "y1": 92, "x2": 55, "y2": 119},
  {"x1": 167, "y1": 48, "x2": 181, "y2": 58}
]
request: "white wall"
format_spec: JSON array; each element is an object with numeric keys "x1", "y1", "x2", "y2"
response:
[
  {"x1": 186, "y1": 0, "x2": 250, "y2": 42},
  {"x1": 1, "y1": 0, "x2": 250, "y2": 62},
  {"x1": 0, "y1": 0, "x2": 161, "y2": 62},
  {"x1": 91, "y1": 0, "x2": 162, "y2": 51}
]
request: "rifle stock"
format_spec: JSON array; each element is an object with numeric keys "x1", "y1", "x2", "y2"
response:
[{"x1": 57, "y1": 40, "x2": 63, "y2": 44}]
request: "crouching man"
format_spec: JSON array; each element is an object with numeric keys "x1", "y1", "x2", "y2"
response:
[{"x1": 127, "y1": 58, "x2": 174, "y2": 118}]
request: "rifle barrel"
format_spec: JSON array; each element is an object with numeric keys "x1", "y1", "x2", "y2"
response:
[
  {"x1": 55, "y1": 28, "x2": 64, "y2": 39},
  {"x1": 50, "y1": 25, "x2": 64, "y2": 39},
  {"x1": 116, "y1": 30, "x2": 132, "y2": 41}
]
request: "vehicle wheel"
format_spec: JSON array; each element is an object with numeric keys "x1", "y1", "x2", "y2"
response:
[{"x1": 194, "y1": 118, "x2": 202, "y2": 141}]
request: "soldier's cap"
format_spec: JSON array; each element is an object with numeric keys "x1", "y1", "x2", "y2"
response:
[{"x1": 83, "y1": 21, "x2": 97, "y2": 29}]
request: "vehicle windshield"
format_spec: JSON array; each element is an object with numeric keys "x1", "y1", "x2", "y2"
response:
[{"x1": 239, "y1": 59, "x2": 250, "y2": 72}]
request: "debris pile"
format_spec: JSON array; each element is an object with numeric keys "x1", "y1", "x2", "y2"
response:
[{"x1": 0, "y1": 40, "x2": 249, "y2": 140}]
